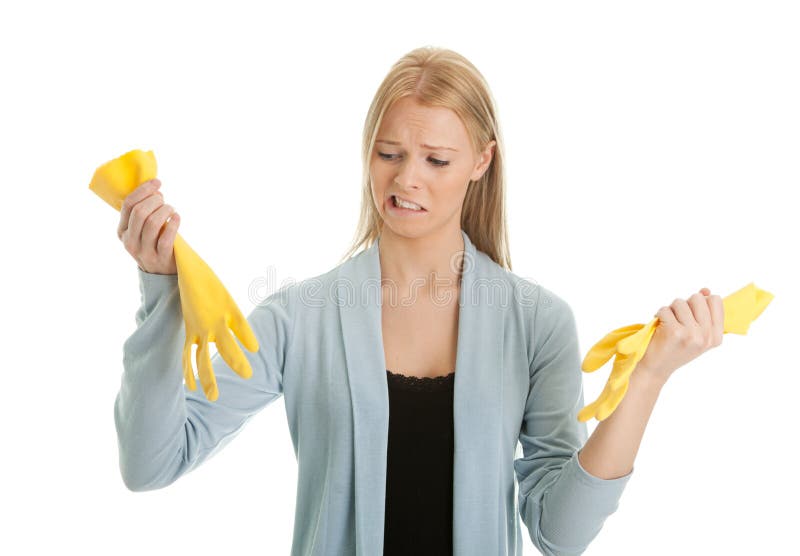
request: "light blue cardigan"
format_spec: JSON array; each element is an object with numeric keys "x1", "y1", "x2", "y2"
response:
[{"x1": 115, "y1": 229, "x2": 633, "y2": 556}]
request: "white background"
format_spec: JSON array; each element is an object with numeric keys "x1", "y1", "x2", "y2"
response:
[{"x1": 1, "y1": 1, "x2": 797, "y2": 554}]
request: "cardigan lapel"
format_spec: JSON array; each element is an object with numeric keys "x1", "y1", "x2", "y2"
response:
[{"x1": 338, "y1": 228, "x2": 506, "y2": 555}]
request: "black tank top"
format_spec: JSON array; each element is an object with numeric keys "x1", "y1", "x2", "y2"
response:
[{"x1": 383, "y1": 369, "x2": 455, "y2": 556}]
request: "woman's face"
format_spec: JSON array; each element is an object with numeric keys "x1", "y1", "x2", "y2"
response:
[{"x1": 370, "y1": 96, "x2": 495, "y2": 239}]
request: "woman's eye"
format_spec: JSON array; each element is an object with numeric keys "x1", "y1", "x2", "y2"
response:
[{"x1": 377, "y1": 152, "x2": 449, "y2": 167}]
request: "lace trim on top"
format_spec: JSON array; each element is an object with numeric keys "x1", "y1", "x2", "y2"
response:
[{"x1": 386, "y1": 369, "x2": 455, "y2": 392}]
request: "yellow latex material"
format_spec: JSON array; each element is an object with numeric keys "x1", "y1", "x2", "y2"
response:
[
  {"x1": 577, "y1": 282, "x2": 774, "y2": 423},
  {"x1": 89, "y1": 149, "x2": 259, "y2": 402}
]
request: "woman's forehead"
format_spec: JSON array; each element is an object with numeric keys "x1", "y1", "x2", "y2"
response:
[{"x1": 379, "y1": 99, "x2": 467, "y2": 147}]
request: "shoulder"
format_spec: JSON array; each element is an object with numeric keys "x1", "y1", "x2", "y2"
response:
[
  {"x1": 475, "y1": 253, "x2": 571, "y2": 320},
  {"x1": 494, "y1": 265, "x2": 576, "y2": 358},
  {"x1": 258, "y1": 254, "x2": 358, "y2": 318}
]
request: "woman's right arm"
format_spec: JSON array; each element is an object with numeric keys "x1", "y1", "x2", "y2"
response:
[{"x1": 114, "y1": 180, "x2": 295, "y2": 492}]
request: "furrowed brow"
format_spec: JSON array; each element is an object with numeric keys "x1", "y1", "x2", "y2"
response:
[{"x1": 376, "y1": 139, "x2": 458, "y2": 152}]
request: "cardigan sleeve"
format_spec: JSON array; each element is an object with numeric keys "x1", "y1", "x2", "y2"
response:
[
  {"x1": 113, "y1": 266, "x2": 295, "y2": 492},
  {"x1": 514, "y1": 285, "x2": 633, "y2": 556}
]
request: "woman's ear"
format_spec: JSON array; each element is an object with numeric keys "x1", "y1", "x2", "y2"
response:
[{"x1": 471, "y1": 140, "x2": 496, "y2": 181}]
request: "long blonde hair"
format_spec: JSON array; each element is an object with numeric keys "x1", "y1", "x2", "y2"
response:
[{"x1": 338, "y1": 45, "x2": 512, "y2": 271}]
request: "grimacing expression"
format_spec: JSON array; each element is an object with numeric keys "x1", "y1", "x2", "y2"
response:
[{"x1": 370, "y1": 96, "x2": 494, "y2": 237}]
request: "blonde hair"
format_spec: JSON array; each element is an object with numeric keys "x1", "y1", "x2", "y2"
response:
[{"x1": 338, "y1": 45, "x2": 512, "y2": 271}]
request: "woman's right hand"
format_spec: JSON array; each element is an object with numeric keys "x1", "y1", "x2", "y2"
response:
[{"x1": 118, "y1": 178, "x2": 181, "y2": 275}]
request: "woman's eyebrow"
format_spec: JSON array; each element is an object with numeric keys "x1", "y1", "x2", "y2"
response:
[{"x1": 376, "y1": 139, "x2": 459, "y2": 152}]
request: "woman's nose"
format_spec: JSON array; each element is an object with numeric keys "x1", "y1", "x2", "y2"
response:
[{"x1": 394, "y1": 158, "x2": 422, "y2": 188}]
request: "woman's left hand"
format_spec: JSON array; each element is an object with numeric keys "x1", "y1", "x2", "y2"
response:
[{"x1": 636, "y1": 287, "x2": 725, "y2": 386}]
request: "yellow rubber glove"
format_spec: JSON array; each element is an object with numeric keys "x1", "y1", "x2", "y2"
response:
[
  {"x1": 577, "y1": 282, "x2": 774, "y2": 422},
  {"x1": 89, "y1": 149, "x2": 259, "y2": 402}
]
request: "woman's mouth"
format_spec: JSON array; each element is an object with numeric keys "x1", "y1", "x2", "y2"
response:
[{"x1": 389, "y1": 195, "x2": 427, "y2": 214}]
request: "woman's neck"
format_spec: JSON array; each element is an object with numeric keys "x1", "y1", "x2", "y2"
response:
[{"x1": 377, "y1": 227, "x2": 464, "y2": 293}]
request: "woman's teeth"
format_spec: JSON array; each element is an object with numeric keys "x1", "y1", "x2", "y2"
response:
[{"x1": 393, "y1": 195, "x2": 423, "y2": 210}]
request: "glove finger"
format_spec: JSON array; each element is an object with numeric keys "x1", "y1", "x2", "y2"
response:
[
  {"x1": 182, "y1": 338, "x2": 197, "y2": 391},
  {"x1": 197, "y1": 339, "x2": 219, "y2": 402},
  {"x1": 605, "y1": 324, "x2": 647, "y2": 337},
  {"x1": 608, "y1": 353, "x2": 638, "y2": 389},
  {"x1": 215, "y1": 324, "x2": 254, "y2": 380},
  {"x1": 577, "y1": 400, "x2": 600, "y2": 422},
  {"x1": 580, "y1": 374, "x2": 618, "y2": 422},
  {"x1": 582, "y1": 325, "x2": 643, "y2": 372},
  {"x1": 615, "y1": 328, "x2": 657, "y2": 379},
  {"x1": 596, "y1": 344, "x2": 653, "y2": 420},
  {"x1": 578, "y1": 337, "x2": 642, "y2": 421},
  {"x1": 579, "y1": 378, "x2": 621, "y2": 422},
  {"x1": 597, "y1": 378, "x2": 630, "y2": 421},
  {"x1": 581, "y1": 347, "x2": 615, "y2": 373},
  {"x1": 639, "y1": 325, "x2": 658, "y2": 352},
  {"x1": 617, "y1": 318, "x2": 658, "y2": 355},
  {"x1": 229, "y1": 307, "x2": 259, "y2": 353}
]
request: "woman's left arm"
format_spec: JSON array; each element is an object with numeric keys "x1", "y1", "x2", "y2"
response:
[{"x1": 578, "y1": 287, "x2": 724, "y2": 479}]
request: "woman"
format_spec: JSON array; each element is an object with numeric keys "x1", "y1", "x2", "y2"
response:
[{"x1": 115, "y1": 46, "x2": 723, "y2": 556}]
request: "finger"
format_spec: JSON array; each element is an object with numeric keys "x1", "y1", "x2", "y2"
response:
[
  {"x1": 229, "y1": 306, "x2": 260, "y2": 353},
  {"x1": 183, "y1": 339, "x2": 197, "y2": 391},
  {"x1": 669, "y1": 298, "x2": 697, "y2": 327},
  {"x1": 118, "y1": 180, "x2": 161, "y2": 238},
  {"x1": 197, "y1": 339, "x2": 219, "y2": 402},
  {"x1": 688, "y1": 292, "x2": 712, "y2": 330},
  {"x1": 655, "y1": 305, "x2": 678, "y2": 327},
  {"x1": 708, "y1": 294, "x2": 724, "y2": 343},
  {"x1": 214, "y1": 326, "x2": 253, "y2": 380},
  {"x1": 124, "y1": 193, "x2": 166, "y2": 252},
  {"x1": 157, "y1": 212, "x2": 180, "y2": 260},
  {"x1": 140, "y1": 203, "x2": 175, "y2": 256}
]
